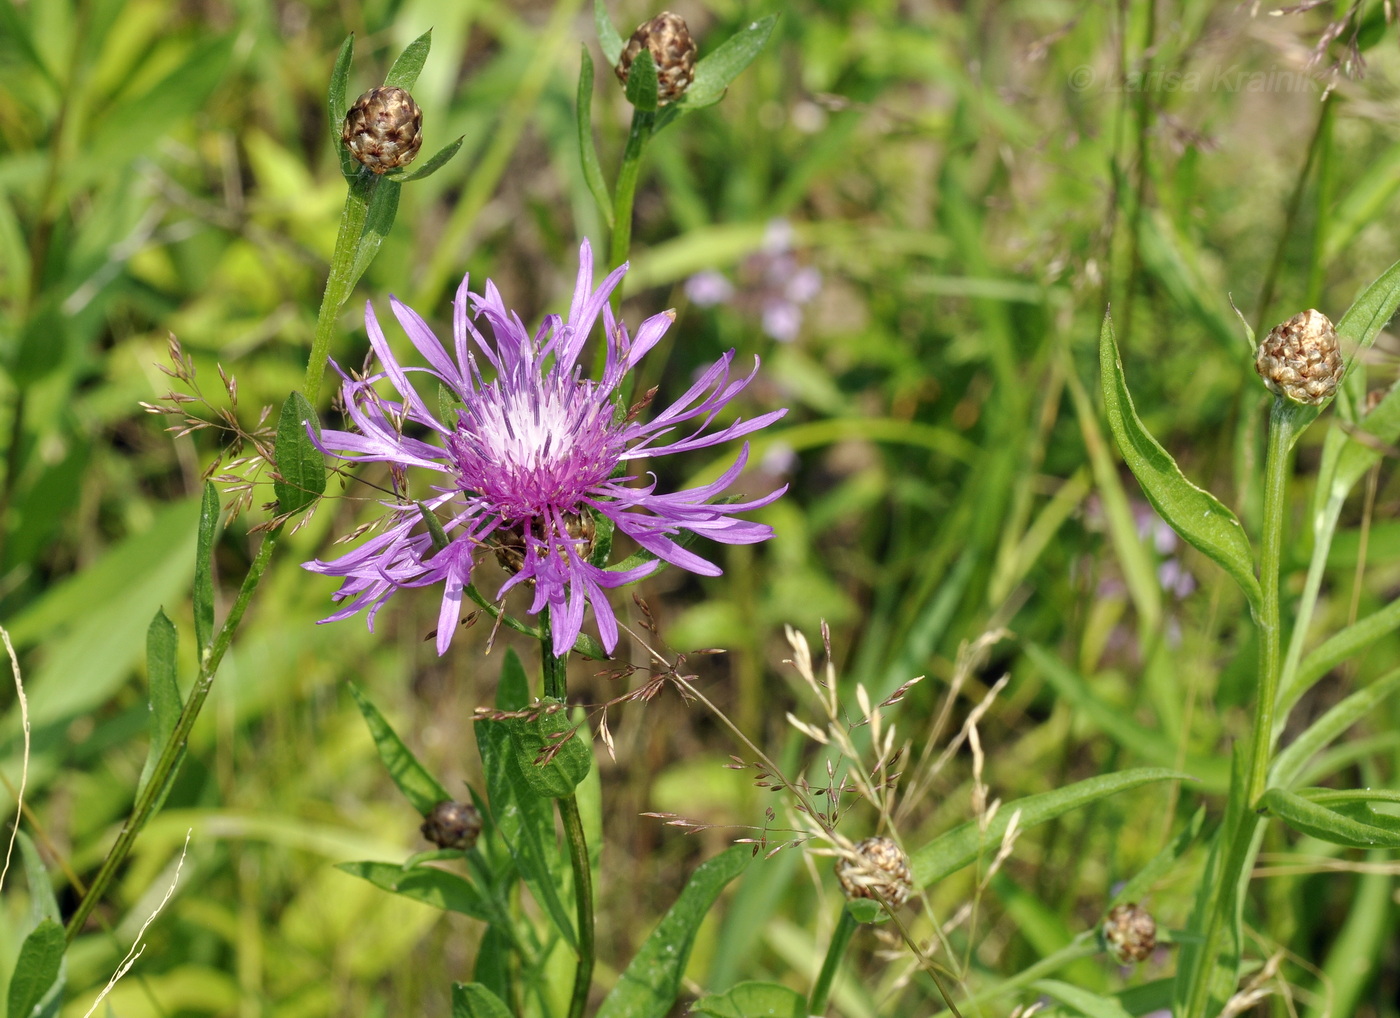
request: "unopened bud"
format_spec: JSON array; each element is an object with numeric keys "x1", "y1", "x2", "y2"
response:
[
  {"x1": 421, "y1": 799, "x2": 482, "y2": 850},
  {"x1": 342, "y1": 86, "x2": 423, "y2": 174},
  {"x1": 1254, "y1": 309, "x2": 1343, "y2": 405},
  {"x1": 615, "y1": 12, "x2": 697, "y2": 106},
  {"x1": 1103, "y1": 902, "x2": 1156, "y2": 964},
  {"x1": 835, "y1": 836, "x2": 913, "y2": 909}
]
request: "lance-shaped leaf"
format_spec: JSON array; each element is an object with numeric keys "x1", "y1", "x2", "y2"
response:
[
  {"x1": 453, "y1": 983, "x2": 514, "y2": 1018},
  {"x1": 135, "y1": 609, "x2": 182, "y2": 804},
  {"x1": 329, "y1": 34, "x2": 358, "y2": 179},
  {"x1": 596, "y1": 846, "x2": 751, "y2": 1018},
  {"x1": 349, "y1": 179, "x2": 402, "y2": 288},
  {"x1": 624, "y1": 47, "x2": 659, "y2": 111},
  {"x1": 1260, "y1": 786, "x2": 1400, "y2": 848},
  {"x1": 595, "y1": 0, "x2": 625, "y2": 65},
  {"x1": 7, "y1": 918, "x2": 64, "y2": 1018},
  {"x1": 577, "y1": 47, "x2": 614, "y2": 228},
  {"x1": 394, "y1": 137, "x2": 465, "y2": 182},
  {"x1": 911, "y1": 768, "x2": 1189, "y2": 886},
  {"x1": 665, "y1": 15, "x2": 777, "y2": 114},
  {"x1": 504, "y1": 697, "x2": 592, "y2": 799},
  {"x1": 1272, "y1": 668, "x2": 1400, "y2": 788},
  {"x1": 347, "y1": 682, "x2": 453, "y2": 815},
  {"x1": 691, "y1": 981, "x2": 807, "y2": 1018},
  {"x1": 1100, "y1": 311, "x2": 1263, "y2": 616},
  {"x1": 273, "y1": 391, "x2": 325, "y2": 515},
  {"x1": 338, "y1": 861, "x2": 490, "y2": 921},
  {"x1": 383, "y1": 29, "x2": 432, "y2": 92},
  {"x1": 194, "y1": 481, "x2": 218, "y2": 654},
  {"x1": 1333, "y1": 255, "x2": 1400, "y2": 421}
]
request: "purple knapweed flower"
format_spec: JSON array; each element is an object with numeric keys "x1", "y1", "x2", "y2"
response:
[{"x1": 304, "y1": 240, "x2": 787, "y2": 657}]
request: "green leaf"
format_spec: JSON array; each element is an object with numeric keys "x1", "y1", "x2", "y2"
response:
[
  {"x1": 273, "y1": 391, "x2": 325, "y2": 516},
  {"x1": 194, "y1": 481, "x2": 219, "y2": 655},
  {"x1": 595, "y1": 0, "x2": 625, "y2": 65},
  {"x1": 624, "y1": 47, "x2": 659, "y2": 111},
  {"x1": 18, "y1": 831, "x2": 60, "y2": 928},
  {"x1": 668, "y1": 15, "x2": 777, "y2": 113},
  {"x1": 504, "y1": 697, "x2": 592, "y2": 799},
  {"x1": 1111, "y1": 807, "x2": 1205, "y2": 907},
  {"x1": 1331, "y1": 379, "x2": 1400, "y2": 497},
  {"x1": 383, "y1": 29, "x2": 432, "y2": 91},
  {"x1": 1334, "y1": 256, "x2": 1400, "y2": 421},
  {"x1": 477, "y1": 663, "x2": 578, "y2": 949},
  {"x1": 135, "y1": 610, "x2": 182, "y2": 804},
  {"x1": 690, "y1": 981, "x2": 807, "y2": 1018},
  {"x1": 1272, "y1": 668, "x2": 1400, "y2": 788},
  {"x1": 337, "y1": 861, "x2": 490, "y2": 921},
  {"x1": 453, "y1": 982, "x2": 514, "y2": 1018},
  {"x1": 1288, "y1": 595, "x2": 1400, "y2": 710},
  {"x1": 0, "y1": 0, "x2": 56, "y2": 86},
  {"x1": 576, "y1": 47, "x2": 615, "y2": 229},
  {"x1": 348, "y1": 179, "x2": 402, "y2": 291},
  {"x1": 588, "y1": 507, "x2": 615, "y2": 569},
  {"x1": 347, "y1": 682, "x2": 453, "y2": 815},
  {"x1": 394, "y1": 136, "x2": 465, "y2": 182},
  {"x1": 329, "y1": 34, "x2": 357, "y2": 179},
  {"x1": 596, "y1": 846, "x2": 751, "y2": 1018},
  {"x1": 911, "y1": 768, "x2": 1189, "y2": 887},
  {"x1": 1099, "y1": 310, "x2": 1263, "y2": 615},
  {"x1": 1032, "y1": 980, "x2": 1134, "y2": 1018},
  {"x1": 1259, "y1": 787, "x2": 1400, "y2": 848},
  {"x1": 7, "y1": 918, "x2": 64, "y2": 1018},
  {"x1": 1025, "y1": 644, "x2": 1229, "y2": 789}
]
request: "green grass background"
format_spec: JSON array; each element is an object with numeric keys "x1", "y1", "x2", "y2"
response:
[{"x1": 1, "y1": 0, "x2": 1399, "y2": 1014}]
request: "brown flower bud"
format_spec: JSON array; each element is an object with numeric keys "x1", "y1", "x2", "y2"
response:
[
  {"x1": 342, "y1": 86, "x2": 423, "y2": 174},
  {"x1": 1254, "y1": 309, "x2": 1343, "y2": 405},
  {"x1": 834, "y1": 836, "x2": 913, "y2": 908},
  {"x1": 1103, "y1": 902, "x2": 1156, "y2": 964},
  {"x1": 615, "y1": 12, "x2": 697, "y2": 106},
  {"x1": 421, "y1": 799, "x2": 482, "y2": 850}
]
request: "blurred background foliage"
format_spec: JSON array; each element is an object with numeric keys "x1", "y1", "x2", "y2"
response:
[{"x1": 1, "y1": 0, "x2": 1399, "y2": 1014}]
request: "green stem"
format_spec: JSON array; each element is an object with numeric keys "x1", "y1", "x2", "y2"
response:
[
  {"x1": 559, "y1": 793, "x2": 595, "y2": 1018},
  {"x1": 64, "y1": 528, "x2": 282, "y2": 942},
  {"x1": 809, "y1": 907, "x2": 859, "y2": 1016},
  {"x1": 304, "y1": 174, "x2": 379, "y2": 405},
  {"x1": 1248, "y1": 398, "x2": 1294, "y2": 807},
  {"x1": 606, "y1": 110, "x2": 655, "y2": 292}
]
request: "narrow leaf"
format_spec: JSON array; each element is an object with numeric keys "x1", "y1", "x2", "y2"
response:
[
  {"x1": 1033, "y1": 979, "x2": 1134, "y2": 1018},
  {"x1": 1272, "y1": 668, "x2": 1400, "y2": 788},
  {"x1": 596, "y1": 846, "x2": 751, "y2": 1018},
  {"x1": 338, "y1": 861, "x2": 490, "y2": 921},
  {"x1": 911, "y1": 768, "x2": 1189, "y2": 887},
  {"x1": 1334, "y1": 255, "x2": 1400, "y2": 420},
  {"x1": 453, "y1": 982, "x2": 514, "y2": 1018},
  {"x1": 136, "y1": 610, "x2": 182, "y2": 803},
  {"x1": 394, "y1": 136, "x2": 465, "y2": 182},
  {"x1": 348, "y1": 180, "x2": 402, "y2": 291},
  {"x1": 194, "y1": 481, "x2": 218, "y2": 654},
  {"x1": 383, "y1": 29, "x2": 432, "y2": 91},
  {"x1": 1112, "y1": 807, "x2": 1205, "y2": 907},
  {"x1": 7, "y1": 918, "x2": 64, "y2": 1018},
  {"x1": 347, "y1": 682, "x2": 453, "y2": 815},
  {"x1": 624, "y1": 47, "x2": 659, "y2": 111},
  {"x1": 18, "y1": 833, "x2": 59, "y2": 926},
  {"x1": 1290, "y1": 599, "x2": 1400, "y2": 707},
  {"x1": 595, "y1": 0, "x2": 625, "y2": 65},
  {"x1": 329, "y1": 34, "x2": 357, "y2": 178},
  {"x1": 577, "y1": 47, "x2": 615, "y2": 229},
  {"x1": 1100, "y1": 310, "x2": 1263, "y2": 614},
  {"x1": 691, "y1": 981, "x2": 807, "y2": 1018},
  {"x1": 273, "y1": 392, "x2": 326, "y2": 515},
  {"x1": 1260, "y1": 787, "x2": 1400, "y2": 848},
  {"x1": 504, "y1": 697, "x2": 592, "y2": 799},
  {"x1": 672, "y1": 15, "x2": 778, "y2": 112}
]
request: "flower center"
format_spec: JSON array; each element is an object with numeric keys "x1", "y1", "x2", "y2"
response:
[{"x1": 445, "y1": 371, "x2": 622, "y2": 520}]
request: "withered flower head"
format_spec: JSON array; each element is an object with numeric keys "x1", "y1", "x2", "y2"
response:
[
  {"x1": 342, "y1": 86, "x2": 424, "y2": 174},
  {"x1": 835, "y1": 836, "x2": 913, "y2": 909},
  {"x1": 1254, "y1": 309, "x2": 1343, "y2": 405},
  {"x1": 615, "y1": 12, "x2": 697, "y2": 106}
]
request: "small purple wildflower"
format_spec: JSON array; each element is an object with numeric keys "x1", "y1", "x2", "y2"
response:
[{"x1": 304, "y1": 240, "x2": 787, "y2": 657}]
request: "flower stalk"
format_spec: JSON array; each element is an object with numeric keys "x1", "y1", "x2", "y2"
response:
[{"x1": 808, "y1": 906, "x2": 858, "y2": 1016}]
